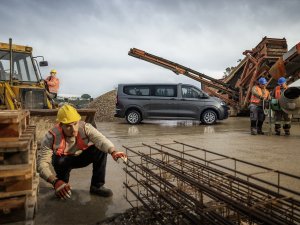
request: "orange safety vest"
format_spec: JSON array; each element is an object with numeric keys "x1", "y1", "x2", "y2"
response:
[
  {"x1": 49, "y1": 121, "x2": 93, "y2": 156},
  {"x1": 46, "y1": 75, "x2": 60, "y2": 93},
  {"x1": 274, "y1": 85, "x2": 287, "y2": 99},
  {"x1": 250, "y1": 86, "x2": 270, "y2": 104}
]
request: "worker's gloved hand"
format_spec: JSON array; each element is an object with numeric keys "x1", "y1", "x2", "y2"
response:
[
  {"x1": 53, "y1": 179, "x2": 72, "y2": 200},
  {"x1": 111, "y1": 151, "x2": 128, "y2": 163}
]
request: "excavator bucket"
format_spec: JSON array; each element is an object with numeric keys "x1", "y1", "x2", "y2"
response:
[{"x1": 29, "y1": 109, "x2": 97, "y2": 142}]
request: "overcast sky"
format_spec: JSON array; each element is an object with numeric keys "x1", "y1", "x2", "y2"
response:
[{"x1": 1, "y1": 0, "x2": 299, "y2": 97}]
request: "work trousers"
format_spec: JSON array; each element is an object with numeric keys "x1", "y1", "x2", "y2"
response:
[
  {"x1": 52, "y1": 145, "x2": 108, "y2": 188},
  {"x1": 274, "y1": 110, "x2": 291, "y2": 125},
  {"x1": 249, "y1": 104, "x2": 265, "y2": 122}
]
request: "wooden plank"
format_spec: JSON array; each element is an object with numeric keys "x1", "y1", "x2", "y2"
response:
[
  {"x1": 0, "y1": 139, "x2": 37, "y2": 167},
  {"x1": 0, "y1": 196, "x2": 25, "y2": 211},
  {"x1": 0, "y1": 110, "x2": 31, "y2": 142},
  {"x1": 0, "y1": 147, "x2": 36, "y2": 176},
  {"x1": 0, "y1": 123, "x2": 21, "y2": 140},
  {"x1": 0, "y1": 177, "x2": 33, "y2": 194},
  {"x1": 0, "y1": 188, "x2": 37, "y2": 224},
  {"x1": 0, "y1": 126, "x2": 36, "y2": 151},
  {"x1": 0, "y1": 174, "x2": 39, "y2": 200}
]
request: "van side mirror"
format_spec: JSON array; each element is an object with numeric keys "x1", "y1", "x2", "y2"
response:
[{"x1": 39, "y1": 61, "x2": 48, "y2": 67}]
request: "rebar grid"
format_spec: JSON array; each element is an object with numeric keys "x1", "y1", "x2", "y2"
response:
[{"x1": 123, "y1": 141, "x2": 300, "y2": 225}]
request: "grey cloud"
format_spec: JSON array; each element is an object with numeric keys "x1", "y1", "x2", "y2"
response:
[{"x1": 1, "y1": 0, "x2": 299, "y2": 96}]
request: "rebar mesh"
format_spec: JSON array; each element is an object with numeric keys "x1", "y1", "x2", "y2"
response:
[{"x1": 123, "y1": 141, "x2": 300, "y2": 225}]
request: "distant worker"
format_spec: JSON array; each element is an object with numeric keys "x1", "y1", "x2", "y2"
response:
[
  {"x1": 272, "y1": 77, "x2": 291, "y2": 135},
  {"x1": 45, "y1": 69, "x2": 60, "y2": 98},
  {"x1": 249, "y1": 77, "x2": 270, "y2": 135},
  {"x1": 37, "y1": 104, "x2": 127, "y2": 199}
]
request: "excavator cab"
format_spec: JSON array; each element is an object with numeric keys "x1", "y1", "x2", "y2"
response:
[{"x1": 0, "y1": 39, "x2": 52, "y2": 110}]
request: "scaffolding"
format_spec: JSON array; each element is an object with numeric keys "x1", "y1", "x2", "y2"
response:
[{"x1": 123, "y1": 141, "x2": 300, "y2": 225}]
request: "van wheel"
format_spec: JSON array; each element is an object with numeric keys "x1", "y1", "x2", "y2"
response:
[
  {"x1": 201, "y1": 110, "x2": 217, "y2": 125},
  {"x1": 126, "y1": 110, "x2": 142, "y2": 124}
]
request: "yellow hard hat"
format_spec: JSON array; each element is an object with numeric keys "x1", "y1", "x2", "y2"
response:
[
  {"x1": 56, "y1": 104, "x2": 81, "y2": 124},
  {"x1": 50, "y1": 69, "x2": 57, "y2": 74}
]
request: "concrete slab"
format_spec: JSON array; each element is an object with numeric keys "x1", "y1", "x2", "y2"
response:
[{"x1": 34, "y1": 117, "x2": 300, "y2": 225}]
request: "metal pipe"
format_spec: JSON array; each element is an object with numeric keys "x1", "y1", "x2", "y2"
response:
[{"x1": 279, "y1": 86, "x2": 300, "y2": 114}]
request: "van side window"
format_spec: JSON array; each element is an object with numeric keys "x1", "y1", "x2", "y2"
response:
[
  {"x1": 154, "y1": 86, "x2": 177, "y2": 97},
  {"x1": 182, "y1": 86, "x2": 204, "y2": 98},
  {"x1": 124, "y1": 86, "x2": 150, "y2": 96}
]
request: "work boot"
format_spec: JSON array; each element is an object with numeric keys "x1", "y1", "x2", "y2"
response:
[
  {"x1": 275, "y1": 124, "x2": 281, "y2": 136},
  {"x1": 257, "y1": 128, "x2": 264, "y2": 135},
  {"x1": 250, "y1": 120, "x2": 257, "y2": 135},
  {"x1": 257, "y1": 121, "x2": 264, "y2": 135},
  {"x1": 90, "y1": 185, "x2": 113, "y2": 197},
  {"x1": 250, "y1": 127, "x2": 257, "y2": 135},
  {"x1": 283, "y1": 124, "x2": 291, "y2": 136}
]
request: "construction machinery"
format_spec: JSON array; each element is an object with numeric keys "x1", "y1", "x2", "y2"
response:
[
  {"x1": 129, "y1": 37, "x2": 300, "y2": 115},
  {"x1": 0, "y1": 38, "x2": 96, "y2": 134}
]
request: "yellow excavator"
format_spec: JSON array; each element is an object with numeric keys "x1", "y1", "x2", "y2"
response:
[{"x1": 0, "y1": 38, "x2": 96, "y2": 138}]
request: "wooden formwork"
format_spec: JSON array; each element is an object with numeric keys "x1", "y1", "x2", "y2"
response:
[
  {"x1": 0, "y1": 110, "x2": 39, "y2": 225},
  {"x1": 0, "y1": 110, "x2": 30, "y2": 142}
]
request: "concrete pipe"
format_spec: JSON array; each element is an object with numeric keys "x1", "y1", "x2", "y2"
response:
[{"x1": 279, "y1": 86, "x2": 300, "y2": 114}]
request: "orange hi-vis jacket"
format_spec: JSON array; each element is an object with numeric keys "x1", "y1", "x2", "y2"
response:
[
  {"x1": 274, "y1": 85, "x2": 287, "y2": 99},
  {"x1": 46, "y1": 75, "x2": 60, "y2": 93},
  {"x1": 49, "y1": 121, "x2": 93, "y2": 156},
  {"x1": 250, "y1": 86, "x2": 270, "y2": 104}
]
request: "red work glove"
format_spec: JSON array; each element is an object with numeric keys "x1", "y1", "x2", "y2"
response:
[
  {"x1": 111, "y1": 151, "x2": 127, "y2": 163},
  {"x1": 53, "y1": 179, "x2": 72, "y2": 199}
]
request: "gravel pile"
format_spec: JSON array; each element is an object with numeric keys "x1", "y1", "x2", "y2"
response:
[{"x1": 87, "y1": 90, "x2": 122, "y2": 122}]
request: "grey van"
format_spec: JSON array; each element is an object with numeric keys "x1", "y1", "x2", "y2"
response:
[{"x1": 115, "y1": 83, "x2": 229, "y2": 125}]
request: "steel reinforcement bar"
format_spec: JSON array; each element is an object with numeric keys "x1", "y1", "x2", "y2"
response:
[{"x1": 123, "y1": 141, "x2": 300, "y2": 225}]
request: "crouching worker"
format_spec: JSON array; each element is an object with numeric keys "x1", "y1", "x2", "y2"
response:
[{"x1": 37, "y1": 104, "x2": 127, "y2": 199}]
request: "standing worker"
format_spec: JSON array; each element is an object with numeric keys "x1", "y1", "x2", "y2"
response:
[
  {"x1": 45, "y1": 69, "x2": 60, "y2": 98},
  {"x1": 37, "y1": 104, "x2": 127, "y2": 199},
  {"x1": 272, "y1": 77, "x2": 291, "y2": 135},
  {"x1": 249, "y1": 77, "x2": 270, "y2": 135}
]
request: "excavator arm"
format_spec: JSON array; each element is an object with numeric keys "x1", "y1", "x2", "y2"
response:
[{"x1": 0, "y1": 82, "x2": 21, "y2": 110}]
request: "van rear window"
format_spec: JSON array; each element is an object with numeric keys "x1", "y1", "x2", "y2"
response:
[{"x1": 123, "y1": 86, "x2": 150, "y2": 96}]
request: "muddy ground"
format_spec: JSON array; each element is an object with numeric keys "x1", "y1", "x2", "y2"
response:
[{"x1": 34, "y1": 117, "x2": 300, "y2": 225}]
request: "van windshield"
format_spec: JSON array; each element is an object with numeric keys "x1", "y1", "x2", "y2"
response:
[{"x1": 181, "y1": 86, "x2": 207, "y2": 98}]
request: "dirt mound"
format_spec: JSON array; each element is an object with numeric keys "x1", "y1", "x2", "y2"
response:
[{"x1": 87, "y1": 90, "x2": 122, "y2": 122}]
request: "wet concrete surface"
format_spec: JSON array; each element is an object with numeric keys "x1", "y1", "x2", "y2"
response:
[{"x1": 35, "y1": 117, "x2": 300, "y2": 225}]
